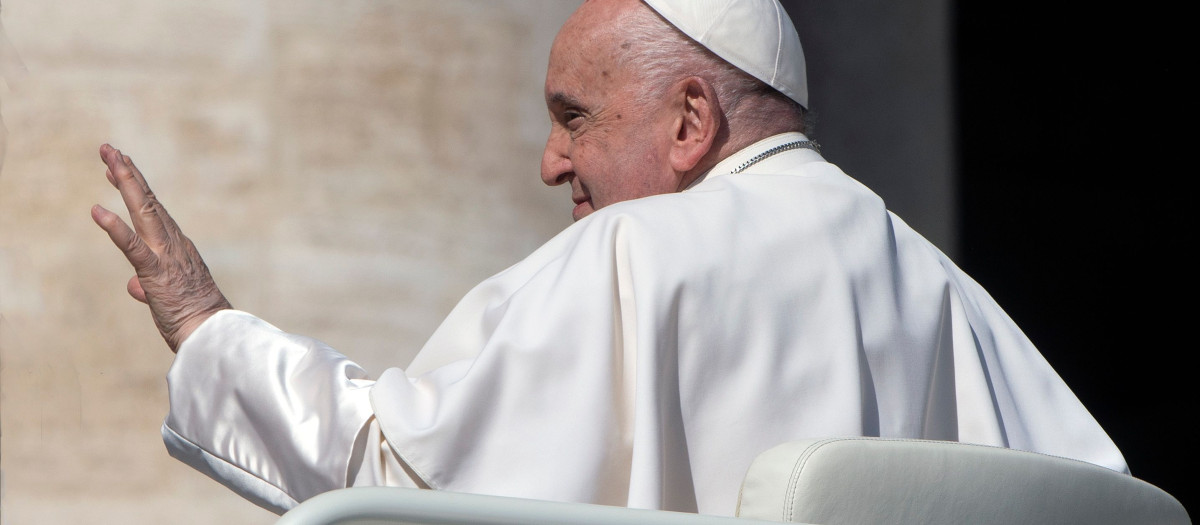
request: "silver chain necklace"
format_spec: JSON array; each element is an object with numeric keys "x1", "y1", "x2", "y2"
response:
[{"x1": 729, "y1": 140, "x2": 820, "y2": 174}]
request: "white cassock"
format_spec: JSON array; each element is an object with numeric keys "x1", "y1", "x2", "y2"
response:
[{"x1": 162, "y1": 132, "x2": 1127, "y2": 516}]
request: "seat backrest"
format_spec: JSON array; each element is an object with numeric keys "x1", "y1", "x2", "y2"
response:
[{"x1": 736, "y1": 438, "x2": 1191, "y2": 525}]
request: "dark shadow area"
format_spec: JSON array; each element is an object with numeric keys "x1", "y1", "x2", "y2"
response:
[
  {"x1": 780, "y1": 0, "x2": 1191, "y2": 512},
  {"x1": 955, "y1": 3, "x2": 1192, "y2": 512},
  {"x1": 781, "y1": 0, "x2": 956, "y2": 256}
]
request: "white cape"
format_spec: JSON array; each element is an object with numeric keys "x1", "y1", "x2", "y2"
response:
[{"x1": 162, "y1": 133, "x2": 1127, "y2": 516}]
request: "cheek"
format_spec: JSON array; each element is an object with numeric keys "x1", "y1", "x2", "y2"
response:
[
  {"x1": 596, "y1": 159, "x2": 662, "y2": 208},
  {"x1": 569, "y1": 121, "x2": 671, "y2": 209},
  {"x1": 619, "y1": 145, "x2": 672, "y2": 195},
  {"x1": 568, "y1": 137, "x2": 609, "y2": 185}
]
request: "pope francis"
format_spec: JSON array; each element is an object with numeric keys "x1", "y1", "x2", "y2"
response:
[{"x1": 91, "y1": 0, "x2": 1127, "y2": 517}]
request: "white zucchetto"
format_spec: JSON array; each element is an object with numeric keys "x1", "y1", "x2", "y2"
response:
[{"x1": 642, "y1": 0, "x2": 809, "y2": 108}]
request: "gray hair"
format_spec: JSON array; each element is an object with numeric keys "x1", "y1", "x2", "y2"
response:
[{"x1": 613, "y1": 2, "x2": 810, "y2": 136}]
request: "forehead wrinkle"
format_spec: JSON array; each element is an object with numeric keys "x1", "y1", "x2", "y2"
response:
[
  {"x1": 546, "y1": 1, "x2": 651, "y2": 119},
  {"x1": 553, "y1": 0, "x2": 642, "y2": 71}
]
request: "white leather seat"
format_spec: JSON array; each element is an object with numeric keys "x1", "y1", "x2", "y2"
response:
[
  {"x1": 278, "y1": 438, "x2": 1191, "y2": 525},
  {"x1": 737, "y1": 438, "x2": 1190, "y2": 524},
  {"x1": 276, "y1": 487, "x2": 785, "y2": 525}
]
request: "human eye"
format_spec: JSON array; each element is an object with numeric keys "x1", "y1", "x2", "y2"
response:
[{"x1": 563, "y1": 109, "x2": 585, "y2": 132}]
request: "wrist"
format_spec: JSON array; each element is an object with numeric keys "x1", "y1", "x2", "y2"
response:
[{"x1": 169, "y1": 299, "x2": 232, "y2": 353}]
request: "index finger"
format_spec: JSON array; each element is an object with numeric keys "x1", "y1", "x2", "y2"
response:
[
  {"x1": 119, "y1": 149, "x2": 184, "y2": 232},
  {"x1": 100, "y1": 144, "x2": 150, "y2": 193},
  {"x1": 99, "y1": 144, "x2": 171, "y2": 248}
]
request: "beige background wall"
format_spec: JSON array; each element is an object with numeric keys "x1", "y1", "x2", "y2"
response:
[{"x1": 0, "y1": 1, "x2": 577, "y2": 522}]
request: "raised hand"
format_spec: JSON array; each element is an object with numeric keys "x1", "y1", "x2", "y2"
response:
[{"x1": 91, "y1": 144, "x2": 231, "y2": 352}]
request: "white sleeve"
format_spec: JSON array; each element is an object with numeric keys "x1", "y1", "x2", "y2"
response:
[{"x1": 162, "y1": 310, "x2": 422, "y2": 515}]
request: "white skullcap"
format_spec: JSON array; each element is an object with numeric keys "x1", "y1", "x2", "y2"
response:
[{"x1": 641, "y1": 0, "x2": 808, "y2": 109}]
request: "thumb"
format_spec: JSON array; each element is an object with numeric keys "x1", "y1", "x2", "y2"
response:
[{"x1": 127, "y1": 275, "x2": 148, "y2": 303}]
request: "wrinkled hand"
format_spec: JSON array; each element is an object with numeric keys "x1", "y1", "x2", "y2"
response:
[{"x1": 91, "y1": 144, "x2": 231, "y2": 352}]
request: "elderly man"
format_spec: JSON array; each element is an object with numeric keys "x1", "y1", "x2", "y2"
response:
[{"x1": 92, "y1": 0, "x2": 1125, "y2": 517}]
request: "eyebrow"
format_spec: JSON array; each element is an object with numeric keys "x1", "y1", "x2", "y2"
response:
[{"x1": 547, "y1": 92, "x2": 586, "y2": 109}]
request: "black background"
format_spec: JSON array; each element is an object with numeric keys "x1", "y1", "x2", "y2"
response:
[
  {"x1": 781, "y1": 0, "x2": 1193, "y2": 513},
  {"x1": 955, "y1": 3, "x2": 1192, "y2": 512}
]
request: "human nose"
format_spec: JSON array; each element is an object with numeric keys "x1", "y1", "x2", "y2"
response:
[{"x1": 540, "y1": 126, "x2": 572, "y2": 187}]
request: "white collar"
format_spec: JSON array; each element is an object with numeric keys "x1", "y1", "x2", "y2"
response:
[{"x1": 684, "y1": 132, "x2": 821, "y2": 190}]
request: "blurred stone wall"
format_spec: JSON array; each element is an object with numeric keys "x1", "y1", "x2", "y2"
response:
[{"x1": 0, "y1": 1, "x2": 576, "y2": 522}]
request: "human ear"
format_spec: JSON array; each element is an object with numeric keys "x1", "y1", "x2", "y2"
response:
[{"x1": 668, "y1": 76, "x2": 720, "y2": 174}]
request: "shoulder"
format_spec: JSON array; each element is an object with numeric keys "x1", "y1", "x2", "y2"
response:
[
  {"x1": 489, "y1": 156, "x2": 913, "y2": 300},
  {"x1": 583, "y1": 158, "x2": 888, "y2": 248}
]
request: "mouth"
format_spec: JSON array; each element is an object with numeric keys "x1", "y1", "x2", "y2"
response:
[{"x1": 571, "y1": 192, "x2": 592, "y2": 221}]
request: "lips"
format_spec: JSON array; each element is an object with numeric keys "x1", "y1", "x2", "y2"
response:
[
  {"x1": 571, "y1": 192, "x2": 592, "y2": 221},
  {"x1": 568, "y1": 177, "x2": 593, "y2": 220}
]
